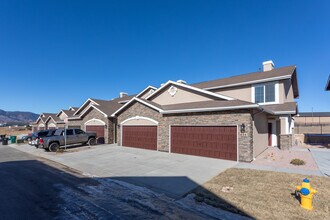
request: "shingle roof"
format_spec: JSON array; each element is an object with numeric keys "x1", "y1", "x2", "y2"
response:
[
  {"x1": 161, "y1": 100, "x2": 256, "y2": 111},
  {"x1": 62, "y1": 110, "x2": 75, "y2": 117},
  {"x1": 112, "y1": 94, "x2": 137, "y2": 103},
  {"x1": 46, "y1": 114, "x2": 64, "y2": 123},
  {"x1": 262, "y1": 102, "x2": 297, "y2": 115},
  {"x1": 192, "y1": 65, "x2": 296, "y2": 89},
  {"x1": 92, "y1": 100, "x2": 123, "y2": 116}
]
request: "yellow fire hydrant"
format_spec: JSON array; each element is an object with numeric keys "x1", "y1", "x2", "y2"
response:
[{"x1": 296, "y1": 178, "x2": 317, "y2": 210}]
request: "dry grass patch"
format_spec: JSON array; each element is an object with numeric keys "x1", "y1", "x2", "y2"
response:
[
  {"x1": 194, "y1": 168, "x2": 330, "y2": 220},
  {"x1": 0, "y1": 127, "x2": 30, "y2": 136}
]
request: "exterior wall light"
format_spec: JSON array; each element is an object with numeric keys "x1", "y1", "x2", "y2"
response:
[{"x1": 241, "y1": 123, "x2": 246, "y2": 133}]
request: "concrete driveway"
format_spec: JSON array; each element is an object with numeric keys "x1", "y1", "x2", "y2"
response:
[
  {"x1": 310, "y1": 148, "x2": 330, "y2": 177},
  {"x1": 11, "y1": 144, "x2": 236, "y2": 198}
]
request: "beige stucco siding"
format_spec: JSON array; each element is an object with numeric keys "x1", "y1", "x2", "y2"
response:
[
  {"x1": 212, "y1": 85, "x2": 251, "y2": 102},
  {"x1": 253, "y1": 112, "x2": 268, "y2": 158},
  {"x1": 58, "y1": 112, "x2": 67, "y2": 120},
  {"x1": 278, "y1": 79, "x2": 294, "y2": 103},
  {"x1": 151, "y1": 86, "x2": 214, "y2": 105},
  {"x1": 139, "y1": 88, "x2": 155, "y2": 99}
]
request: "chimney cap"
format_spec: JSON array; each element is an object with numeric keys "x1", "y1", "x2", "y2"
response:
[
  {"x1": 177, "y1": 79, "x2": 187, "y2": 84},
  {"x1": 119, "y1": 92, "x2": 128, "y2": 98},
  {"x1": 262, "y1": 60, "x2": 275, "y2": 71},
  {"x1": 262, "y1": 60, "x2": 274, "y2": 66}
]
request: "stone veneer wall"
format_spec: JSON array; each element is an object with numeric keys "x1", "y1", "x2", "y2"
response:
[
  {"x1": 279, "y1": 134, "x2": 293, "y2": 150},
  {"x1": 81, "y1": 108, "x2": 115, "y2": 144},
  {"x1": 117, "y1": 102, "x2": 254, "y2": 162}
]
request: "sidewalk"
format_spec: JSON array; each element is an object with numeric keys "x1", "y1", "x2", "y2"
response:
[{"x1": 310, "y1": 148, "x2": 330, "y2": 177}]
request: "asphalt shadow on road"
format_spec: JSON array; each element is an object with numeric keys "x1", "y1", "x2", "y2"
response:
[{"x1": 0, "y1": 149, "x2": 252, "y2": 219}]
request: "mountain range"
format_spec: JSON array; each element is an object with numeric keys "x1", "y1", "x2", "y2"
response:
[{"x1": 0, "y1": 109, "x2": 38, "y2": 124}]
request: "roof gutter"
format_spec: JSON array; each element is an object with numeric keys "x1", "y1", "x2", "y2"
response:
[{"x1": 161, "y1": 104, "x2": 259, "y2": 115}]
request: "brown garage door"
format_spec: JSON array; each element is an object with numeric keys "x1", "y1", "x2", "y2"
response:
[
  {"x1": 86, "y1": 125, "x2": 105, "y2": 144},
  {"x1": 171, "y1": 126, "x2": 237, "y2": 161},
  {"x1": 122, "y1": 126, "x2": 157, "y2": 150}
]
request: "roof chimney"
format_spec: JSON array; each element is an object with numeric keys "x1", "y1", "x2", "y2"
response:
[
  {"x1": 119, "y1": 92, "x2": 128, "y2": 98},
  {"x1": 177, "y1": 79, "x2": 187, "y2": 84},
  {"x1": 262, "y1": 60, "x2": 275, "y2": 71}
]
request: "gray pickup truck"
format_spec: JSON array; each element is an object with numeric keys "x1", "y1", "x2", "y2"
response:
[{"x1": 40, "y1": 128, "x2": 97, "y2": 152}]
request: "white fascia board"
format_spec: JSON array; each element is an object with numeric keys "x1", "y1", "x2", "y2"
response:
[
  {"x1": 111, "y1": 97, "x2": 162, "y2": 117},
  {"x1": 203, "y1": 75, "x2": 292, "y2": 90},
  {"x1": 36, "y1": 116, "x2": 42, "y2": 123},
  {"x1": 162, "y1": 104, "x2": 259, "y2": 114},
  {"x1": 273, "y1": 111, "x2": 297, "y2": 115},
  {"x1": 79, "y1": 104, "x2": 108, "y2": 118},
  {"x1": 56, "y1": 110, "x2": 68, "y2": 117},
  {"x1": 73, "y1": 98, "x2": 99, "y2": 116},
  {"x1": 45, "y1": 116, "x2": 54, "y2": 124},
  {"x1": 67, "y1": 116, "x2": 81, "y2": 120},
  {"x1": 136, "y1": 85, "x2": 158, "y2": 98},
  {"x1": 145, "y1": 80, "x2": 234, "y2": 100},
  {"x1": 135, "y1": 97, "x2": 163, "y2": 112},
  {"x1": 90, "y1": 105, "x2": 108, "y2": 118},
  {"x1": 118, "y1": 100, "x2": 130, "y2": 104}
]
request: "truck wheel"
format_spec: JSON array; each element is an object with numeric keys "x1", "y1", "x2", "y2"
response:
[
  {"x1": 49, "y1": 143, "x2": 60, "y2": 152},
  {"x1": 88, "y1": 137, "x2": 96, "y2": 146}
]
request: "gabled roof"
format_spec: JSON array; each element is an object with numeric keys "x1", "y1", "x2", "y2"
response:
[
  {"x1": 73, "y1": 98, "x2": 102, "y2": 116},
  {"x1": 191, "y1": 65, "x2": 299, "y2": 98},
  {"x1": 36, "y1": 113, "x2": 56, "y2": 123},
  {"x1": 145, "y1": 80, "x2": 235, "y2": 101},
  {"x1": 62, "y1": 110, "x2": 75, "y2": 117},
  {"x1": 78, "y1": 100, "x2": 123, "y2": 118},
  {"x1": 161, "y1": 100, "x2": 258, "y2": 114},
  {"x1": 326, "y1": 75, "x2": 330, "y2": 91},
  {"x1": 112, "y1": 94, "x2": 137, "y2": 104},
  {"x1": 45, "y1": 114, "x2": 64, "y2": 124},
  {"x1": 136, "y1": 86, "x2": 157, "y2": 98},
  {"x1": 111, "y1": 97, "x2": 163, "y2": 116},
  {"x1": 69, "y1": 107, "x2": 79, "y2": 111},
  {"x1": 112, "y1": 97, "x2": 259, "y2": 116}
]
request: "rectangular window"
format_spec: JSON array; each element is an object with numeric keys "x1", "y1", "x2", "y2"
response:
[
  {"x1": 265, "y1": 84, "x2": 275, "y2": 102},
  {"x1": 255, "y1": 85, "x2": 264, "y2": 103},
  {"x1": 254, "y1": 83, "x2": 276, "y2": 103}
]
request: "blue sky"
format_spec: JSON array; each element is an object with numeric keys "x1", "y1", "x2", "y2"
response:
[{"x1": 0, "y1": 0, "x2": 329, "y2": 114}]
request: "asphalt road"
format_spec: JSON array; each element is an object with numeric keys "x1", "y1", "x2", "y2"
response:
[
  {"x1": 0, "y1": 146, "x2": 99, "y2": 219},
  {"x1": 0, "y1": 146, "x2": 248, "y2": 220}
]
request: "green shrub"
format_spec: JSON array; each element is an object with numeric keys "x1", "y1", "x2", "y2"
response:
[{"x1": 290, "y1": 158, "x2": 306, "y2": 166}]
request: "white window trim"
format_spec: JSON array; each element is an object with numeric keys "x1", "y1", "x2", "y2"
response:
[
  {"x1": 84, "y1": 118, "x2": 106, "y2": 126},
  {"x1": 121, "y1": 116, "x2": 158, "y2": 125},
  {"x1": 251, "y1": 81, "x2": 279, "y2": 105}
]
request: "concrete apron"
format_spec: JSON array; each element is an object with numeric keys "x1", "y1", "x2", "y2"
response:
[{"x1": 9, "y1": 144, "x2": 237, "y2": 198}]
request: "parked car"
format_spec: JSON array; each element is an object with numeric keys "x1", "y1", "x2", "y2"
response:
[
  {"x1": 28, "y1": 130, "x2": 56, "y2": 148},
  {"x1": 39, "y1": 128, "x2": 97, "y2": 152},
  {"x1": 22, "y1": 133, "x2": 34, "y2": 141}
]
